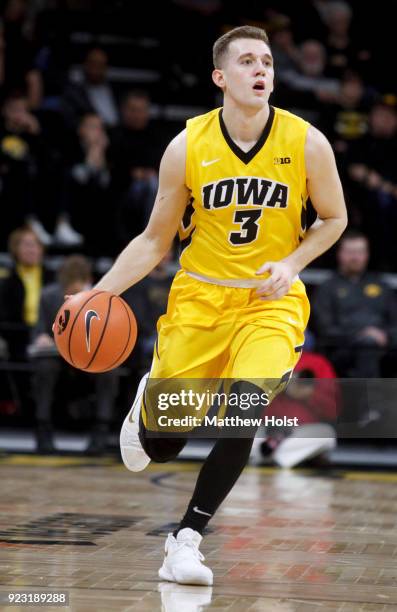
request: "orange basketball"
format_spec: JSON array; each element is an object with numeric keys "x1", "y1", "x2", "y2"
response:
[{"x1": 53, "y1": 290, "x2": 137, "y2": 373}]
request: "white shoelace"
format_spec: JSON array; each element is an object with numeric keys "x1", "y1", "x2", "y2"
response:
[{"x1": 174, "y1": 539, "x2": 205, "y2": 562}]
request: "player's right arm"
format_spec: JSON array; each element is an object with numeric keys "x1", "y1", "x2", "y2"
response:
[{"x1": 95, "y1": 130, "x2": 189, "y2": 295}]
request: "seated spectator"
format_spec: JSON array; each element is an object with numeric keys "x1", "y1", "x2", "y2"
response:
[
  {"x1": 0, "y1": 93, "x2": 80, "y2": 247},
  {"x1": 0, "y1": 226, "x2": 52, "y2": 361},
  {"x1": 279, "y1": 39, "x2": 340, "y2": 122},
  {"x1": 0, "y1": 93, "x2": 46, "y2": 244},
  {"x1": 320, "y1": 72, "x2": 371, "y2": 155},
  {"x1": 258, "y1": 348, "x2": 340, "y2": 468},
  {"x1": 30, "y1": 255, "x2": 119, "y2": 454},
  {"x1": 110, "y1": 90, "x2": 165, "y2": 248},
  {"x1": 60, "y1": 47, "x2": 119, "y2": 128},
  {"x1": 0, "y1": 0, "x2": 43, "y2": 109},
  {"x1": 61, "y1": 112, "x2": 111, "y2": 253},
  {"x1": 312, "y1": 230, "x2": 397, "y2": 378},
  {"x1": 321, "y1": 1, "x2": 372, "y2": 81},
  {"x1": 346, "y1": 99, "x2": 397, "y2": 268},
  {"x1": 269, "y1": 14, "x2": 300, "y2": 78}
]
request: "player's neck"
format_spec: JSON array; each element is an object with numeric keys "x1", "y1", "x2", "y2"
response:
[{"x1": 221, "y1": 101, "x2": 270, "y2": 151}]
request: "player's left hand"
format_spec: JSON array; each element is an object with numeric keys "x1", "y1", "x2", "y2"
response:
[{"x1": 255, "y1": 261, "x2": 297, "y2": 300}]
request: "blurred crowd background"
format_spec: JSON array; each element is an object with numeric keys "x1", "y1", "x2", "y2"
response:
[{"x1": 1, "y1": 0, "x2": 396, "y2": 456}]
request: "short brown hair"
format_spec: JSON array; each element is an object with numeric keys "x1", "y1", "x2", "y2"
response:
[
  {"x1": 57, "y1": 255, "x2": 92, "y2": 290},
  {"x1": 213, "y1": 26, "x2": 270, "y2": 68}
]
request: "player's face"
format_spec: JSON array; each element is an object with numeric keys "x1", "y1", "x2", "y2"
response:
[{"x1": 213, "y1": 38, "x2": 274, "y2": 110}]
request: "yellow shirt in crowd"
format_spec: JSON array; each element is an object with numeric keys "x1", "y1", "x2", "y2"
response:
[{"x1": 16, "y1": 265, "x2": 42, "y2": 326}]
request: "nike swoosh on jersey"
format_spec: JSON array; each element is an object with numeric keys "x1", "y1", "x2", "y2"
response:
[
  {"x1": 201, "y1": 158, "x2": 221, "y2": 167},
  {"x1": 85, "y1": 309, "x2": 100, "y2": 352}
]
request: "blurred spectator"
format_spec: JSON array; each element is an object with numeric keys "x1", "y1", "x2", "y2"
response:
[
  {"x1": 320, "y1": 72, "x2": 371, "y2": 153},
  {"x1": 110, "y1": 90, "x2": 164, "y2": 247},
  {"x1": 61, "y1": 112, "x2": 110, "y2": 253},
  {"x1": 321, "y1": 1, "x2": 372, "y2": 81},
  {"x1": 0, "y1": 92, "x2": 49, "y2": 245},
  {"x1": 0, "y1": 0, "x2": 43, "y2": 109},
  {"x1": 0, "y1": 226, "x2": 52, "y2": 361},
  {"x1": 0, "y1": 92, "x2": 85, "y2": 247},
  {"x1": 269, "y1": 15, "x2": 300, "y2": 77},
  {"x1": 60, "y1": 47, "x2": 119, "y2": 128},
  {"x1": 312, "y1": 230, "x2": 397, "y2": 377},
  {"x1": 346, "y1": 99, "x2": 397, "y2": 267},
  {"x1": 258, "y1": 350, "x2": 339, "y2": 468},
  {"x1": 30, "y1": 255, "x2": 119, "y2": 454},
  {"x1": 279, "y1": 39, "x2": 340, "y2": 121}
]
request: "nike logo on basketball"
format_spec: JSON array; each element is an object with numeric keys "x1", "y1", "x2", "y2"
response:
[
  {"x1": 201, "y1": 158, "x2": 220, "y2": 167},
  {"x1": 57, "y1": 309, "x2": 70, "y2": 335},
  {"x1": 85, "y1": 310, "x2": 100, "y2": 352},
  {"x1": 193, "y1": 506, "x2": 212, "y2": 517}
]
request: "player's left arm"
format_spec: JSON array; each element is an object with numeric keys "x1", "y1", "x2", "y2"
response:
[{"x1": 256, "y1": 125, "x2": 348, "y2": 300}]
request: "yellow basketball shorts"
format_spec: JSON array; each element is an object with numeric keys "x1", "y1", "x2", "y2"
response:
[{"x1": 142, "y1": 270, "x2": 310, "y2": 429}]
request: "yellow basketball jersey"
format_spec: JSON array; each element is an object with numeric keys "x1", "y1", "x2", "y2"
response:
[{"x1": 179, "y1": 106, "x2": 310, "y2": 280}]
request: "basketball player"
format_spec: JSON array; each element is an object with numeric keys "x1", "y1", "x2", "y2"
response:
[{"x1": 95, "y1": 26, "x2": 347, "y2": 585}]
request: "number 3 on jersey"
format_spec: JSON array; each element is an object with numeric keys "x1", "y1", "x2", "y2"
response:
[{"x1": 229, "y1": 209, "x2": 262, "y2": 245}]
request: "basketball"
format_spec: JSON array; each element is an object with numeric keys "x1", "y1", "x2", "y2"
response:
[{"x1": 53, "y1": 290, "x2": 137, "y2": 373}]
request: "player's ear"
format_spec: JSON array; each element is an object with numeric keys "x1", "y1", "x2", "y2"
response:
[{"x1": 212, "y1": 69, "x2": 225, "y2": 90}]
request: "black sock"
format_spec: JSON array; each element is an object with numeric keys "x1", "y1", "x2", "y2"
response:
[{"x1": 173, "y1": 435, "x2": 255, "y2": 537}]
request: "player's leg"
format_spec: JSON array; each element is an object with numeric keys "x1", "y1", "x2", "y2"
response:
[
  {"x1": 169, "y1": 322, "x2": 304, "y2": 558},
  {"x1": 120, "y1": 391, "x2": 217, "y2": 580},
  {"x1": 172, "y1": 419, "x2": 257, "y2": 531},
  {"x1": 158, "y1": 287, "x2": 306, "y2": 585},
  {"x1": 159, "y1": 380, "x2": 261, "y2": 586}
]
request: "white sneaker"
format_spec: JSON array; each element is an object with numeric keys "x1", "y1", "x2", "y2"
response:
[
  {"x1": 119, "y1": 373, "x2": 151, "y2": 472},
  {"x1": 158, "y1": 528, "x2": 213, "y2": 586},
  {"x1": 26, "y1": 217, "x2": 53, "y2": 246},
  {"x1": 54, "y1": 220, "x2": 84, "y2": 246}
]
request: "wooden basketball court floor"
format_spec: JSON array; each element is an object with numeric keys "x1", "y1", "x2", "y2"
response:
[{"x1": 1, "y1": 454, "x2": 397, "y2": 611}]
